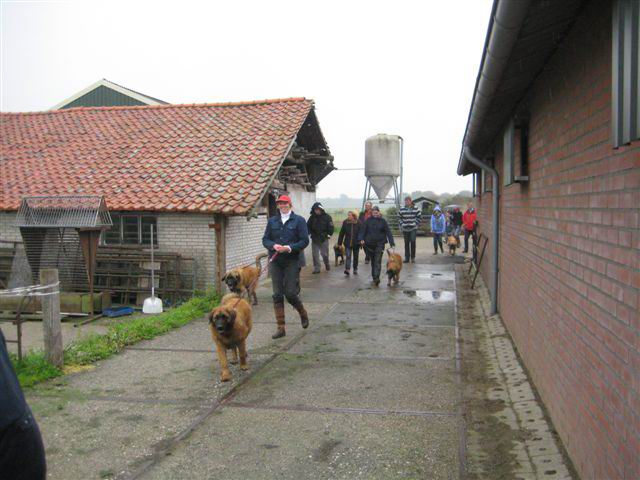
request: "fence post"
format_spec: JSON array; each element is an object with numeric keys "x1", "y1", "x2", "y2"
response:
[{"x1": 41, "y1": 268, "x2": 63, "y2": 367}]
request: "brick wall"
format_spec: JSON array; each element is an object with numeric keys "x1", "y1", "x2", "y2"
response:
[
  {"x1": 156, "y1": 213, "x2": 216, "y2": 289},
  {"x1": 474, "y1": 1, "x2": 640, "y2": 478},
  {"x1": 225, "y1": 214, "x2": 268, "y2": 271}
]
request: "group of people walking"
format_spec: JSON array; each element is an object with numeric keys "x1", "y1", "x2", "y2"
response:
[{"x1": 261, "y1": 194, "x2": 478, "y2": 338}]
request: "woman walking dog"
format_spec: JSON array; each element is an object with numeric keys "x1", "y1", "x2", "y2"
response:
[
  {"x1": 358, "y1": 206, "x2": 395, "y2": 286},
  {"x1": 262, "y1": 195, "x2": 310, "y2": 339},
  {"x1": 337, "y1": 211, "x2": 361, "y2": 275}
]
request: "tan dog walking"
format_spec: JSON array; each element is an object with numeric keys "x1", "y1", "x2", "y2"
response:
[
  {"x1": 386, "y1": 249, "x2": 403, "y2": 286},
  {"x1": 208, "y1": 293, "x2": 253, "y2": 382},
  {"x1": 222, "y1": 253, "x2": 268, "y2": 305}
]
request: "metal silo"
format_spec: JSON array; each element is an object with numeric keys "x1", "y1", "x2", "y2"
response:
[{"x1": 362, "y1": 134, "x2": 404, "y2": 209}]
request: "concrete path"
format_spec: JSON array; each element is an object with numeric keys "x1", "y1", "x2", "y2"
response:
[{"x1": 25, "y1": 238, "x2": 466, "y2": 479}]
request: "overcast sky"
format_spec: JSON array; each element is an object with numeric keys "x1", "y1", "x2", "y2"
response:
[{"x1": 1, "y1": 0, "x2": 492, "y2": 198}]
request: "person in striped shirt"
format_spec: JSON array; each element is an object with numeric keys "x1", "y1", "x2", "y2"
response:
[{"x1": 398, "y1": 196, "x2": 422, "y2": 263}]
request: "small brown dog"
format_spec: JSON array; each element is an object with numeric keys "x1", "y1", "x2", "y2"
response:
[
  {"x1": 386, "y1": 249, "x2": 403, "y2": 286},
  {"x1": 447, "y1": 235, "x2": 458, "y2": 256},
  {"x1": 333, "y1": 244, "x2": 345, "y2": 266},
  {"x1": 222, "y1": 253, "x2": 267, "y2": 305},
  {"x1": 208, "y1": 293, "x2": 253, "y2": 382}
]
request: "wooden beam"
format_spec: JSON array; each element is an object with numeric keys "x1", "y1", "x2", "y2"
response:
[{"x1": 211, "y1": 215, "x2": 227, "y2": 295}]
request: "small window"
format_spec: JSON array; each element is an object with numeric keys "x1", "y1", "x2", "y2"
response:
[
  {"x1": 612, "y1": 0, "x2": 640, "y2": 147},
  {"x1": 122, "y1": 216, "x2": 139, "y2": 244},
  {"x1": 103, "y1": 213, "x2": 157, "y2": 246},
  {"x1": 482, "y1": 169, "x2": 493, "y2": 193},
  {"x1": 503, "y1": 118, "x2": 515, "y2": 186}
]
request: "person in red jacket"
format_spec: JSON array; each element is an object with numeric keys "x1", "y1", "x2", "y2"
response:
[{"x1": 462, "y1": 202, "x2": 478, "y2": 253}]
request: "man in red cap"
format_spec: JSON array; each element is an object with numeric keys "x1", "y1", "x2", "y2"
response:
[{"x1": 262, "y1": 194, "x2": 310, "y2": 338}]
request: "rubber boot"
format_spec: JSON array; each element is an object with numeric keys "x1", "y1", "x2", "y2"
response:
[
  {"x1": 272, "y1": 302, "x2": 286, "y2": 339},
  {"x1": 294, "y1": 302, "x2": 309, "y2": 329}
]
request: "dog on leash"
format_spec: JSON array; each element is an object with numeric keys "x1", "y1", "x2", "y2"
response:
[
  {"x1": 333, "y1": 244, "x2": 345, "y2": 266},
  {"x1": 222, "y1": 253, "x2": 267, "y2": 305},
  {"x1": 208, "y1": 293, "x2": 253, "y2": 382},
  {"x1": 386, "y1": 249, "x2": 403, "y2": 286},
  {"x1": 447, "y1": 235, "x2": 458, "y2": 256}
]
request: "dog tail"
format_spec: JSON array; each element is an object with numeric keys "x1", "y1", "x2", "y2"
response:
[{"x1": 255, "y1": 252, "x2": 268, "y2": 273}]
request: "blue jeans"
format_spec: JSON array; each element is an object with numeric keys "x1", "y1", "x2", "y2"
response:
[{"x1": 344, "y1": 246, "x2": 359, "y2": 271}]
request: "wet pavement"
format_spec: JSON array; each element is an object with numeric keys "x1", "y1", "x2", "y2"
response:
[{"x1": 25, "y1": 238, "x2": 573, "y2": 479}]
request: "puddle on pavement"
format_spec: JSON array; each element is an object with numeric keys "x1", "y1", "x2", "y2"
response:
[{"x1": 402, "y1": 289, "x2": 455, "y2": 303}]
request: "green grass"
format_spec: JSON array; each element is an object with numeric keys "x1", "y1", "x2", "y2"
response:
[{"x1": 11, "y1": 292, "x2": 219, "y2": 388}]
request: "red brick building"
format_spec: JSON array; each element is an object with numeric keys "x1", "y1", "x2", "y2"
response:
[{"x1": 457, "y1": 0, "x2": 639, "y2": 478}]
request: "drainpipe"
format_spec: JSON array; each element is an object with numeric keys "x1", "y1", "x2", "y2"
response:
[
  {"x1": 463, "y1": 146, "x2": 499, "y2": 315},
  {"x1": 398, "y1": 136, "x2": 404, "y2": 208}
]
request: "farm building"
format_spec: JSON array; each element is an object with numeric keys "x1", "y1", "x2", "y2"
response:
[
  {"x1": 51, "y1": 78, "x2": 168, "y2": 109},
  {"x1": 457, "y1": 0, "x2": 639, "y2": 478},
  {"x1": 0, "y1": 97, "x2": 333, "y2": 300}
]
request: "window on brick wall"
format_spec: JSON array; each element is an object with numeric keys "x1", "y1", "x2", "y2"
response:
[
  {"x1": 482, "y1": 169, "x2": 493, "y2": 193},
  {"x1": 517, "y1": 124, "x2": 529, "y2": 178},
  {"x1": 503, "y1": 118, "x2": 515, "y2": 186},
  {"x1": 103, "y1": 213, "x2": 158, "y2": 246},
  {"x1": 612, "y1": 0, "x2": 640, "y2": 147}
]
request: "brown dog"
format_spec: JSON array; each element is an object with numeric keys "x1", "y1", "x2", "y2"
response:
[
  {"x1": 208, "y1": 293, "x2": 253, "y2": 382},
  {"x1": 333, "y1": 244, "x2": 345, "y2": 266},
  {"x1": 447, "y1": 235, "x2": 458, "y2": 256},
  {"x1": 386, "y1": 249, "x2": 403, "y2": 286},
  {"x1": 222, "y1": 253, "x2": 267, "y2": 305}
]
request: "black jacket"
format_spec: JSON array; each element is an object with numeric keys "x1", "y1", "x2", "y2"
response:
[
  {"x1": 307, "y1": 203, "x2": 334, "y2": 243},
  {"x1": 338, "y1": 220, "x2": 361, "y2": 248},
  {"x1": 451, "y1": 210, "x2": 463, "y2": 227},
  {"x1": 358, "y1": 216, "x2": 395, "y2": 247}
]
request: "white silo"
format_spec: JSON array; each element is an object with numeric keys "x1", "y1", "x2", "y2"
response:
[{"x1": 362, "y1": 134, "x2": 404, "y2": 210}]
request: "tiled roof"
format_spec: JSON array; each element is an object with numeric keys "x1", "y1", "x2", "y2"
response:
[{"x1": 0, "y1": 98, "x2": 314, "y2": 214}]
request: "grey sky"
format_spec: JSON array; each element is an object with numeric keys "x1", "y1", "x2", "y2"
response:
[{"x1": 1, "y1": 0, "x2": 492, "y2": 197}]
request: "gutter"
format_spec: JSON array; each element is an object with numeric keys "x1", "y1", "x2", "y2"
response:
[
  {"x1": 458, "y1": 0, "x2": 532, "y2": 175},
  {"x1": 463, "y1": 146, "x2": 499, "y2": 315}
]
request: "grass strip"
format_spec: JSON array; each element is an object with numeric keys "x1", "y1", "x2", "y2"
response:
[{"x1": 10, "y1": 292, "x2": 219, "y2": 388}]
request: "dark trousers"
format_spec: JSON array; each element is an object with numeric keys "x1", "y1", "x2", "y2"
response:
[
  {"x1": 433, "y1": 234, "x2": 444, "y2": 253},
  {"x1": 365, "y1": 244, "x2": 384, "y2": 280},
  {"x1": 464, "y1": 229, "x2": 477, "y2": 252},
  {"x1": 270, "y1": 259, "x2": 302, "y2": 307},
  {"x1": 403, "y1": 230, "x2": 417, "y2": 261},
  {"x1": 345, "y1": 246, "x2": 359, "y2": 271},
  {"x1": 0, "y1": 411, "x2": 46, "y2": 480}
]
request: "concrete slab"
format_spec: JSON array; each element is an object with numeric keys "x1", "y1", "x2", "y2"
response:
[
  {"x1": 128, "y1": 321, "x2": 305, "y2": 355},
  {"x1": 328, "y1": 302, "x2": 455, "y2": 327},
  {"x1": 343, "y1": 287, "x2": 456, "y2": 305},
  {"x1": 31, "y1": 349, "x2": 268, "y2": 403},
  {"x1": 27, "y1": 396, "x2": 209, "y2": 480},
  {"x1": 142, "y1": 407, "x2": 460, "y2": 480},
  {"x1": 289, "y1": 323, "x2": 455, "y2": 359},
  {"x1": 232, "y1": 353, "x2": 458, "y2": 413}
]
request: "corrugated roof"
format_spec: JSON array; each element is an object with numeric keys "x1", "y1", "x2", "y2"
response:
[{"x1": 0, "y1": 98, "x2": 316, "y2": 214}]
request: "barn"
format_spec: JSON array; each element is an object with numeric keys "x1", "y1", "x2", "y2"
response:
[
  {"x1": 0, "y1": 98, "x2": 333, "y2": 297},
  {"x1": 457, "y1": 1, "x2": 639, "y2": 478}
]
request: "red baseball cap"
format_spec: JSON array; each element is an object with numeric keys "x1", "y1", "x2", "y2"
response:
[{"x1": 275, "y1": 195, "x2": 292, "y2": 204}]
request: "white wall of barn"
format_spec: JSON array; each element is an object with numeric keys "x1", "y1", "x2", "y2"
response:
[{"x1": 288, "y1": 184, "x2": 316, "y2": 220}]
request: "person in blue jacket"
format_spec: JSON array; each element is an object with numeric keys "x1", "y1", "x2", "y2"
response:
[
  {"x1": 358, "y1": 206, "x2": 395, "y2": 286},
  {"x1": 262, "y1": 195, "x2": 310, "y2": 339},
  {"x1": 431, "y1": 206, "x2": 446, "y2": 255}
]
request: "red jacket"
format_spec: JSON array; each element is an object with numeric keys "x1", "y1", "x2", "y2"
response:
[{"x1": 462, "y1": 209, "x2": 477, "y2": 231}]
